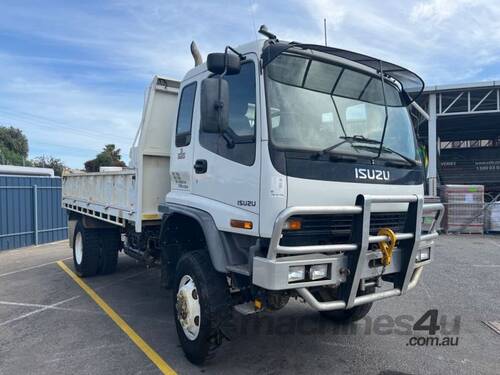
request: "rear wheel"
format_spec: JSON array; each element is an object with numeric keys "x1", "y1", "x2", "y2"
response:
[
  {"x1": 72, "y1": 222, "x2": 120, "y2": 277},
  {"x1": 173, "y1": 250, "x2": 231, "y2": 365},
  {"x1": 98, "y1": 229, "x2": 120, "y2": 275},
  {"x1": 73, "y1": 222, "x2": 100, "y2": 277},
  {"x1": 318, "y1": 287, "x2": 374, "y2": 323}
]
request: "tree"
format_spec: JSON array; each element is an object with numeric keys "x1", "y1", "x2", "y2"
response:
[
  {"x1": 32, "y1": 155, "x2": 67, "y2": 177},
  {"x1": 84, "y1": 144, "x2": 126, "y2": 172},
  {"x1": 0, "y1": 126, "x2": 29, "y2": 165},
  {"x1": 0, "y1": 126, "x2": 69, "y2": 174}
]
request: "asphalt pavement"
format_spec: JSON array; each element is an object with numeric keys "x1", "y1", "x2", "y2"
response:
[{"x1": 0, "y1": 235, "x2": 499, "y2": 375}]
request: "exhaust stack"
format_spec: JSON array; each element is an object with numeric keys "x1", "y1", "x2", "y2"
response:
[{"x1": 190, "y1": 41, "x2": 203, "y2": 66}]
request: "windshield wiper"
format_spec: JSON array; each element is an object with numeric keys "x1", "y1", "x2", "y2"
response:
[
  {"x1": 315, "y1": 134, "x2": 379, "y2": 157},
  {"x1": 381, "y1": 147, "x2": 420, "y2": 167},
  {"x1": 340, "y1": 135, "x2": 418, "y2": 166},
  {"x1": 315, "y1": 135, "x2": 418, "y2": 166},
  {"x1": 315, "y1": 140, "x2": 348, "y2": 156},
  {"x1": 340, "y1": 135, "x2": 381, "y2": 145},
  {"x1": 352, "y1": 143, "x2": 419, "y2": 167}
]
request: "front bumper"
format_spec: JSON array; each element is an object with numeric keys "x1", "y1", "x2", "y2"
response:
[{"x1": 252, "y1": 194, "x2": 444, "y2": 311}]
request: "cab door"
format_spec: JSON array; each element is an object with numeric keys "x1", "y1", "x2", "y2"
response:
[
  {"x1": 191, "y1": 55, "x2": 260, "y2": 224},
  {"x1": 169, "y1": 81, "x2": 197, "y2": 194}
]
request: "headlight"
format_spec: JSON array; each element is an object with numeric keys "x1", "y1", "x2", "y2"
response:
[
  {"x1": 288, "y1": 266, "x2": 305, "y2": 282},
  {"x1": 416, "y1": 248, "x2": 431, "y2": 262},
  {"x1": 310, "y1": 264, "x2": 328, "y2": 280}
]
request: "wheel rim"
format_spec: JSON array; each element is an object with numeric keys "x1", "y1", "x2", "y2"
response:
[
  {"x1": 75, "y1": 232, "x2": 83, "y2": 265},
  {"x1": 176, "y1": 275, "x2": 201, "y2": 340}
]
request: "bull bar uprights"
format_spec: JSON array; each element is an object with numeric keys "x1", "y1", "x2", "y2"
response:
[{"x1": 252, "y1": 194, "x2": 444, "y2": 311}]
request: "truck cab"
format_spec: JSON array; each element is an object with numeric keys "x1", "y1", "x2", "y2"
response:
[
  {"x1": 161, "y1": 38, "x2": 443, "y2": 362},
  {"x1": 165, "y1": 39, "x2": 441, "y2": 282},
  {"x1": 63, "y1": 33, "x2": 444, "y2": 365}
]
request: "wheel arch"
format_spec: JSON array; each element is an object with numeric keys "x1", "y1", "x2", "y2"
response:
[
  {"x1": 67, "y1": 212, "x2": 120, "y2": 248},
  {"x1": 159, "y1": 203, "x2": 230, "y2": 275}
]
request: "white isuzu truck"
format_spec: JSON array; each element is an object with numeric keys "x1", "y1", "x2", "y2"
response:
[{"x1": 62, "y1": 27, "x2": 444, "y2": 364}]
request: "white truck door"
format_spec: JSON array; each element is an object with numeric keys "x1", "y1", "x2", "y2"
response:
[
  {"x1": 170, "y1": 81, "x2": 197, "y2": 194},
  {"x1": 191, "y1": 57, "x2": 260, "y2": 218}
]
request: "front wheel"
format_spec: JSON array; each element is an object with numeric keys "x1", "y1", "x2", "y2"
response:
[
  {"x1": 173, "y1": 250, "x2": 231, "y2": 365},
  {"x1": 317, "y1": 287, "x2": 374, "y2": 323}
]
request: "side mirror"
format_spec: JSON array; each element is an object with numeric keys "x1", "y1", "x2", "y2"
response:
[
  {"x1": 207, "y1": 53, "x2": 241, "y2": 75},
  {"x1": 200, "y1": 77, "x2": 229, "y2": 133}
]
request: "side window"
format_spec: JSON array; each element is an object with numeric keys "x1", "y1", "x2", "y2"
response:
[
  {"x1": 200, "y1": 61, "x2": 257, "y2": 166},
  {"x1": 175, "y1": 82, "x2": 197, "y2": 147}
]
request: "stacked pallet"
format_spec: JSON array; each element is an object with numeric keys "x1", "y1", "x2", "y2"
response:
[
  {"x1": 440, "y1": 185, "x2": 484, "y2": 234},
  {"x1": 485, "y1": 202, "x2": 500, "y2": 232},
  {"x1": 423, "y1": 196, "x2": 442, "y2": 233}
]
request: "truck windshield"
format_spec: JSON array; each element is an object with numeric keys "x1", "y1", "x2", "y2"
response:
[{"x1": 265, "y1": 53, "x2": 420, "y2": 163}]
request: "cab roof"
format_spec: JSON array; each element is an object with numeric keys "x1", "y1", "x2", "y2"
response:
[{"x1": 181, "y1": 39, "x2": 424, "y2": 105}]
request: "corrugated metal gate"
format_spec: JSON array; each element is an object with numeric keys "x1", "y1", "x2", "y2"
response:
[{"x1": 0, "y1": 175, "x2": 67, "y2": 250}]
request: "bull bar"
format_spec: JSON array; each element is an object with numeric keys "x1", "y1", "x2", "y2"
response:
[{"x1": 252, "y1": 194, "x2": 444, "y2": 311}]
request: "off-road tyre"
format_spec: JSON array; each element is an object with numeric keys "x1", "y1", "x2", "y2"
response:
[
  {"x1": 173, "y1": 250, "x2": 232, "y2": 365},
  {"x1": 72, "y1": 222, "x2": 100, "y2": 277},
  {"x1": 318, "y1": 287, "x2": 374, "y2": 323},
  {"x1": 98, "y1": 229, "x2": 121, "y2": 275}
]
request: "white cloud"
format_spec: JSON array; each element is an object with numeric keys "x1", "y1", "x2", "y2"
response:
[
  {"x1": 0, "y1": 1, "x2": 263, "y2": 167},
  {"x1": 0, "y1": 0, "x2": 499, "y2": 168},
  {"x1": 300, "y1": 0, "x2": 347, "y2": 30},
  {"x1": 249, "y1": 1, "x2": 259, "y2": 14},
  {"x1": 293, "y1": 0, "x2": 500, "y2": 84},
  {"x1": 0, "y1": 54, "x2": 140, "y2": 167},
  {"x1": 410, "y1": 0, "x2": 474, "y2": 23}
]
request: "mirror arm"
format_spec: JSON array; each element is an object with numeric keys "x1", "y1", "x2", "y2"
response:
[
  {"x1": 215, "y1": 47, "x2": 231, "y2": 133},
  {"x1": 215, "y1": 81, "x2": 223, "y2": 132},
  {"x1": 213, "y1": 46, "x2": 245, "y2": 135},
  {"x1": 225, "y1": 45, "x2": 246, "y2": 61},
  {"x1": 222, "y1": 130, "x2": 235, "y2": 148},
  {"x1": 223, "y1": 132, "x2": 256, "y2": 148},
  {"x1": 215, "y1": 46, "x2": 245, "y2": 134}
]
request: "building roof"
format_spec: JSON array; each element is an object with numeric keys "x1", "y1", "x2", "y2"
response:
[
  {"x1": 0, "y1": 165, "x2": 55, "y2": 177},
  {"x1": 423, "y1": 80, "x2": 500, "y2": 93}
]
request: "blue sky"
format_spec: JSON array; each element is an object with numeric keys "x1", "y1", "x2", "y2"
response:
[{"x1": 0, "y1": 0, "x2": 499, "y2": 168}]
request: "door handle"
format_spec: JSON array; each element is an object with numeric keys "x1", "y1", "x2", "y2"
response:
[{"x1": 194, "y1": 159, "x2": 207, "y2": 174}]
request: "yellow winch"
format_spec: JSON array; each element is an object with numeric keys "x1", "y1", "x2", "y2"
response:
[{"x1": 377, "y1": 228, "x2": 397, "y2": 266}]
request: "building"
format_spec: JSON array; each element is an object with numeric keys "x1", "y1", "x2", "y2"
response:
[
  {"x1": 0, "y1": 165, "x2": 55, "y2": 177},
  {"x1": 411, "y1": 81, "x2": 500, "y2": 197}
]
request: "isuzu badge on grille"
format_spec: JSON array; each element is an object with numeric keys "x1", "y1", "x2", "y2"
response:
[{"x1": 355, "y1": 168, "x2": 390, "y2": 181}]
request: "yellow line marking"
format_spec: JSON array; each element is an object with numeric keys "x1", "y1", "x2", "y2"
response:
[{"x1": 57, "y1": 261, "x2": 177, "y2": 375}]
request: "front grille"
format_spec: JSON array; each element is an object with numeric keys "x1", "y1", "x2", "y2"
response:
[{"x1": 280, "y1": 212, "x2": 407, "y2": 247}]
